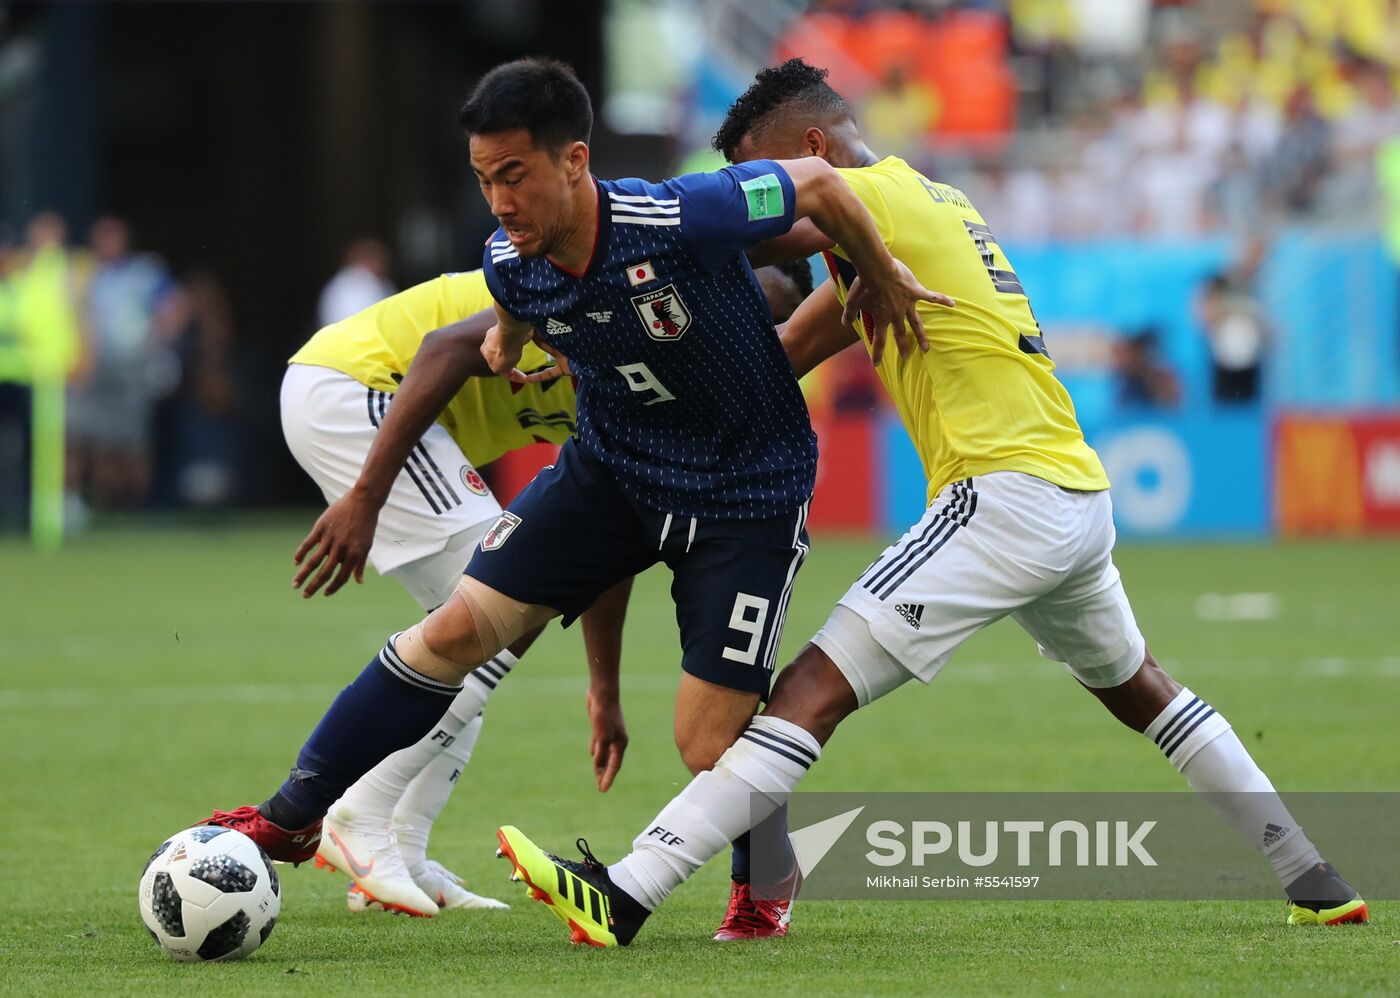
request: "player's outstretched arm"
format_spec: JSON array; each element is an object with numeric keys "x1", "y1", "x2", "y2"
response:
[
  {"x1": 778, "y1": 278, "x2": 859, "y2": 379},
  {"x1": 746, "y1": 218, "x2": 834, "y2": 269},
  {"x1": 292, "y1": 308, "x2": 497, "y2": 598},
  {"x1": 579, "y1": 577, "x2": 634, "y2": 792},
  {"x1": 778, "y1": 157, "x2": 954, "y2": 364}
]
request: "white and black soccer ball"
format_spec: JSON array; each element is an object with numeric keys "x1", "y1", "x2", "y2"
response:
[{"x1": 138, "y1": 826, "x2": 281, "y2": 962}]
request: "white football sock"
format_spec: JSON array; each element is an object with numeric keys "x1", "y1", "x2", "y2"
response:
[
  {"x1": 608, "y1": 715, "x2": 820, "y2": 910},
  {"x1": 394, "y1": 713, "x2": 484, "y2": 869},
  {"x1": 331, "y1": 650, "x2": 516, "y2": 827},
  {"x1": 1146, "y1": 686, "x2": 1322, "y2": 888}
]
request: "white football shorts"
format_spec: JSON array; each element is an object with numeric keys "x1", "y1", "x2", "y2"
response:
[
  {"x1": 280, "y1": 364, "x2": 502, "y2": 610},
  {"x1": 813, "y1": 471, "x2": 1146, "y2": 707}
]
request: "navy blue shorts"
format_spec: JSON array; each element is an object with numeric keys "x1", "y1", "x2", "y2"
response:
[{"x1": 466, "y1": 441, "x2": 810, "y2": 696}]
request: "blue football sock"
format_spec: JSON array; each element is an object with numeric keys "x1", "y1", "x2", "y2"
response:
[
  {"x1": 730, "y1": 801, "x2": 794, "y2": 885},
  {"x1": 261, "y1": 638, "x2": 462, "y2": 829}
]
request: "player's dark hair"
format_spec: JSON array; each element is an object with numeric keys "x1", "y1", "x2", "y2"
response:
[
  {"x1": 713, "y1": 58, "x2": 853, "y2": 162},
  {"x1": 774, "y1": 257, "x2": 814, "y2": 301},
  {"x1": 458, "y1": 57, "x2": 593, "y2": 153}
]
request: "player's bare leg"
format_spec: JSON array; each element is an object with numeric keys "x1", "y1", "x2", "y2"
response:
[
  {"x1": 670, "y1": 675, "x2": 797, "y2": 940},
  {"x1": 1084, "y1": 647, "x2": 1367, "y2": 924},
  {"x1": 1079, "y1": 647, "x2": 1179, "y2": 731},
  {"x1": 396, "y1": 576, "x2": 555, "y2": 685},
  {"x1": 673, "y1": 674, "x2": 760, "y2": 774},
  {"x1": 762, "y1": 644, "x2": 860, "y2": 744}
]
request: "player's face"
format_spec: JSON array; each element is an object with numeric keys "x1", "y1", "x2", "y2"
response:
[{"x1": 470, "y1": 129, "x2": 576, "y2": 257}]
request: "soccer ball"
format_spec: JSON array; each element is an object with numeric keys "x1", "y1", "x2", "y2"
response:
[{"x1": 138, "y1": 826, "x2": 281, "y2": 962}]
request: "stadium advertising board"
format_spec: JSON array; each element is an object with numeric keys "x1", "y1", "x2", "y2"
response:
[
  {"x1": 1275, "y1": 414, "x2": 1400, "y2": 535},
  {"x1": 1087, "y1": 411, "x2": 1269, "y2": 538}
]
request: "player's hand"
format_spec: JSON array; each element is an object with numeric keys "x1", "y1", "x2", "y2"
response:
[
  {"x1": 292, "y1": 490, "x2": 379, "y2": 598},
  {"x1": 842, "y1": 259, "x2": 955, "y2": 365},
  {"x1": 586, "y1": 686, "x2": 628, "y2": 792},
  {"x1": 481, "y1": 321, "x2": 527, "y2": 378},
  {"x1": 510, "y1": 334, "x2": 573, "y2": 384}
]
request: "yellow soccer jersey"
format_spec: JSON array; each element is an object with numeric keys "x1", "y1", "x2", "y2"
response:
[
  {"x1": 289, "y1": 269, "x2": 576, "y2": 468},
  {"x1": 826, "y1": 156, "x2": 1109, "y2": 503}
]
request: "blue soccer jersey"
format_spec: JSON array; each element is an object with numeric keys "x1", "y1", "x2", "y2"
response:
[{"x1": 482, "y1": 160, "x2": 817, "y2": 520}]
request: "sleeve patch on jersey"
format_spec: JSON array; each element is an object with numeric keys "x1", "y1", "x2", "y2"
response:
[
  {"x1": 480, "y1": 512, "x2": 522, "y2": 551},
  {"x1": 741, "y1": 174, "x2": 785, "y2": 221}
]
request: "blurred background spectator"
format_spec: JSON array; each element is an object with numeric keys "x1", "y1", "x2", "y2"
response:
[
  {"x1": 318, "y1": 238, "x2": 396, "y2": 327},
  {"x1": 1197, "y1": 271, "x2": 1268, "y2": 403},
  {"x1": 1114, "y1": 330, "x2": 1183, "y2": 409},
  {"x1": 152, "y1": 269, "x2": 240, "y2": 509},
  {"x1": 862, "y1": 64, "x2": 940, "y2": 161},
  {"x1": 0, "y1": 224, "x2": 27, "y2": 530},
  {"x1": 0, "y1": 210, "x2": 82, "y2": 531},
  {"x1": 67, "y1": 216, "x2": 178, "y2": 512}
]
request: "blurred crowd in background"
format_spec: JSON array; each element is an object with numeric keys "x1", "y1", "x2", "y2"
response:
[
  {"x1": 769, "y1": 0, "x2": 1400, "y2": 242},
  {"x1": 1, "y1": 0, "x2": 1397, "y2": 530},
  {"x1": 0, "y1": 214, "x2": 244, "y2": 528},
  {"x1": 676, "y1": 0, "x2": 1389, "y2": 423},
  {"x1": 0, "y1": 216, "x2": 403, "y2": 528}
]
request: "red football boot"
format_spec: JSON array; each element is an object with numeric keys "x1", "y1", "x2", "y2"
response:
[
  {"x1": 712, "y1": 880, "x2": 794, "y2": 941},
  {"x1": 198, "y1": 806, "x2": 322, "y2": 864}
]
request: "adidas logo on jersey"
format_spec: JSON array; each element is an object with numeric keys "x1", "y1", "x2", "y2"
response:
[
  {"x1": 895, "y1": 603, "x2": 925, "y2": 629},
  {"x1": 545, "y1": 318, "x2": 573, "y2": 335}
]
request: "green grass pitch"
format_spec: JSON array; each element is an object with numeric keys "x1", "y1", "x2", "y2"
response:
[{"x1": 1, "y1": 524, "x2": 1396, "y2": 995}]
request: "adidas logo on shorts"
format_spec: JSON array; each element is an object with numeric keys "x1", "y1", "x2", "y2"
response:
[{"x1": 895, "y1": 602, "x2": 925, "y2": 630}]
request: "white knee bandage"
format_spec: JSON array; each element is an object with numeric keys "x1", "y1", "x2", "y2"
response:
[
  {"x1": 393, "y1": 623, "x2": 469, "y2": 679},
  {"x1": 447, "y1": 575, "x2": 536, "y2": 655},
  {"x1": 395, "y1": 577, "x2": 550, "y2": 680}
]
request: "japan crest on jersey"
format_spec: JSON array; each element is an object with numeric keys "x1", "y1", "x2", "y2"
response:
[{"x1": 631, "y1": 284, "x2": 692, "y2": 341}]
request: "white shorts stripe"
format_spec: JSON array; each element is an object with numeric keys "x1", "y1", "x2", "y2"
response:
[
  {"x1": 373, "y1": 391, "x2": 461, "y2": 515},
  {"x1": 763, "y1": 500, "x2": 810, "y2": 673},
  {"x1": 280, "y1": 365, "x2": 502, "y2": 591},
  {"x1": 862, "y1": 481, "x2": 972, "y2": 597}
]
